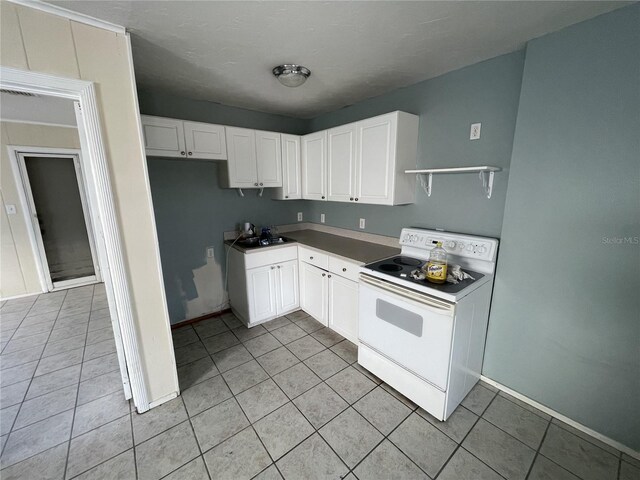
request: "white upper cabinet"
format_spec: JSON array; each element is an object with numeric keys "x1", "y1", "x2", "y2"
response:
[
  {"x1": 302, "y1": 111, "x2": 419, "y2": 205},
  {"x1": 274, "y1": 134, "x2": 302, "y2": 200},
  {"x1": 302, "y1": 131, "x2": 327, "y2": 201},
  {"x1": 225, "y1": 127, "x2": 259, "y2": 188},
  {"x1": 183, "y1": 121, "x2": 227, "y2": 160},
  {"x1": 141, "y1": 115, "x2": 227, "y2": 160},
  {"x1": 255, "y1": 130, "x2": 282, "y2": 187},
  {"x1": 141, "y1": 116, "x2": 186, "y2": 158},
  {"x1": 327, "y1": 124, "x2": 357, "y2": 202},
  {"x1": 222, "y1": 127, "x2": 283, "y2": 189}
]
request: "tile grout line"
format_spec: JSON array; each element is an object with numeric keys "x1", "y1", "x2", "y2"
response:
[{"x1": 62, "y1": 284, "x2": 95, "y2": 480}]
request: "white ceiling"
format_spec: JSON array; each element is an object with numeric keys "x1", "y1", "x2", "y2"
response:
[
  {"x1": 0, "y1": 92, "x2": 77, "y2": 126},
  {"x1": 49, "y1": 1, "x2": 628, "y2": 118}
]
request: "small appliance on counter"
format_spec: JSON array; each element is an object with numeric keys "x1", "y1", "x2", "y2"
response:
[{"x1": 240, "y1": 222, "x2": 255, "y2": 238}]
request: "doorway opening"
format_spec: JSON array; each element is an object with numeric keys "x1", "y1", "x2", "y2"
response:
[{"x1": 15, "y1": 150, "x2": 101, "y2": 291}]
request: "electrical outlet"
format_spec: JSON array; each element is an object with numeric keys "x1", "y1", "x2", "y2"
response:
[
  {"x1": 206, "y1": 247, "x2": 214, "y2": 258},
  {"x1": 320, "y1": 213, "x2": 325, "y2": 223},
  {"x1": 297, "y1": 212, "x2": 303, "y2": 221},
  {"x1": 359, "y1": 218, "x2": 366, "y2": 229},
  {"x1": 470, "y1": 123, "x2": 481, "y2": 140}
]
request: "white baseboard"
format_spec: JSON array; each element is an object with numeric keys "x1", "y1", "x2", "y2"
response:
[
  {"x1": 480, "y1": 375, "x2": 639, "y2": 460},
  {"x1": 147, "y1": 391, "x2": 179, "y2": 411},
  {"x1": 0, "y1": 291, "x2": 41, "y2": 302}
]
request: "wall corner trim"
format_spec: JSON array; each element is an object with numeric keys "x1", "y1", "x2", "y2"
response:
[
  {"x1": 8, "y1": 0, "x2": 126, "y2": 34},
  {"x1": 480, "y1": 375, "x2": 640, "y2": 460}
]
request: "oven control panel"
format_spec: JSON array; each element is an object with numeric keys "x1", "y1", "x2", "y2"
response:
[{"x1": 400, "y1": 228, "x2": 498, "y2": 261}]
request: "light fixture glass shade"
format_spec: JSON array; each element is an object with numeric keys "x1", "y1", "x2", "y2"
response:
[{"x1": 273, "y1": 64, "x2": 311, "y2": 87}]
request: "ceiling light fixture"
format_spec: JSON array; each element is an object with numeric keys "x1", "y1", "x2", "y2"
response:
[{"x1": 272, "y1": 64, "x2": 311, "y2": 87}]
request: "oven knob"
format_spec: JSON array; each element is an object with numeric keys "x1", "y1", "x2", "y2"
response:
[
  {"x1": 445, "y1": 241, "x2": 456, "y2": 249},
  {"x1": 478, "y1": 245, "x2": 487, "y2": 254},
  {"x1": 458, "y1": 243, "x2": 465, "y2": 250},
  {"x1": 466, "y1": 244, "x2": 474, "y2": 252}
]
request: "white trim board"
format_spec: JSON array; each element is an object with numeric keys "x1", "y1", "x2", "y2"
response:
[
  {"x1": 480, "y1": 375, "x2": 640, "y2": 460},
  {"x1": 0, "y1": 66, "x2": 149, "y2": 412},
  {"x1": 7, "y1": 0, "x2": 125, "y2": 34},
  {"x1": 0, "y1": 120, "x2": 77, "y2": 129}
]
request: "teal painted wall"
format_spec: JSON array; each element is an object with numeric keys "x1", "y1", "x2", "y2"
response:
[
  {"x1": 484, "y1": 4, "x2": 640, "y2": 450},
  {"x1": 141, "y1": 91, "x2": 307, "y2": 323},
  {"x1": 302, "y1": 50, "x2": 526, "y2": 239}
]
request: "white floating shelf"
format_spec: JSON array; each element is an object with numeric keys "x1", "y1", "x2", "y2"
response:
[{"x1": 405, "y1": 165, "x2": 502, "y2": 198}]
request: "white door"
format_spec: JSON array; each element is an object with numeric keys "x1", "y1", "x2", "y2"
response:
[
  {"x1": 359, "y1": 277, "x2": 455, "y2": 390},
  {"x1": 280, "y1": 134, "x2": 301, "y2": 199},
  {"x1": 328, "y1": 274, "x2": 359, "y2": 343},
  {"x1": 301, "y1": 131, "x2": 327, "y2": 201},
  {"x1": 140, "y1": 115, "x2": 186, "y2": 158},
  {"x1": 300, "y1": 262, "x2": 328, "y2": 325},
  {"x1": 183, "y1": 121, "x2": 227, "y2": 160},
  {"x1": 327, "y1": 124, "x2": 357, "y2": 202},
  {"x1": 247, "y1": 265, "x2": 277, "y2": 322},
  {"x1": 355, "y1": 114, "x2": 396, "y2": 205},
  {"x1": 276, "y1": 260, "x2": 299, "y2": 314},
  {"x1": 226, "y1": 127, "x2": 258, "y2": 188},
  {"x1": 256, "y1": 131, "x2": 282, "y2": 187}
]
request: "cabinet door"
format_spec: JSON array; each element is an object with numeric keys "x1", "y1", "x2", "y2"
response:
[
  {"x1": 328, "y1": 274, "x2": 359, "y2": 344},
  {"x1": 140, "y1": 116, "x2": 186, "y2": 158},
  {"x1": 327, "y1": 124, "x2": 357, "y2": 202},
  {"x1": 183, "y1": 121, "x2": 227, "y2": 160},
  {"x1": 247, "y1": 265, "x2": 277, "y2": 323},
  {"x1": 355, "y1": 114, "x2": 396, "y2": 205},
  {"x1": 276, "y1": 260, "x2": 299, "y2": 314},
  {"x1": 278, "y1": 134, "x2": 301, "y2": 199},
  {"x1": 225, "y1": 127, "x2": 258, "y2": 188},
  {"x1": 301, "y1": 131, "x2": 327, "y2": 201},
  {"x1": 256, "y1": 131, "x2": 282, "y2": 187},
  {"x1": 299, "y1": 262, "x2": 328, "y2": 325}
]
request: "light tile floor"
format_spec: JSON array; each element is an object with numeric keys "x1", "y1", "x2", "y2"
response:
[{"x1": 1, "y1": 290, "x2": 638, "y2": 480}]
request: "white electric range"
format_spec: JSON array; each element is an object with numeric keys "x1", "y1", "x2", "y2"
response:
[{"x1": 358, "y1": 228, "x2": 499, "y2": 421}]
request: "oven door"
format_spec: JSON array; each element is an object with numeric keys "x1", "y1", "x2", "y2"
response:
[{"x1": 358, "y1": 274, "x2": 455, "y2": 391}]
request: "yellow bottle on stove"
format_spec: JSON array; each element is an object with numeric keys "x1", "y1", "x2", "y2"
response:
[{"x1": 426, "y1": 242, "x2": 448, "y2": 284}]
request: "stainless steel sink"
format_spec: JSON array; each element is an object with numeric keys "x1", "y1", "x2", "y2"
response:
[{"x1": 236, "y1": 236, "x2": 294, "y2": 248}]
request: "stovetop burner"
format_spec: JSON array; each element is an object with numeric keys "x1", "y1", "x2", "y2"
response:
[
  {"x1": 393, "y1": 256, "x2": 423, "y2": 267},
  {"x1": 379, "y1": 264, "x2": 404, "y2": 272}
]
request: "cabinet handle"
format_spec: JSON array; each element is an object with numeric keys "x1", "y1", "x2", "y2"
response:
[
  {"x1": 180, "y1": 151, "x2": 186, "y2": 156},
  {"x1": 350, "y1": 197, "x2": 354, "y2": 201},
  {"x1": 355, "y1": 198, "x2": 359, "y2": 201},
  {"x1": 322, "y1": 273, "x2": 326, "y2": 277},
  {"x1": 254, "y1": 183, "x2": 259, "y2": 187},
  {"x1": 277, "y1": 265, "x2": 281, "y2": 269},
  {"x1": 285, "y1": 196, "x2": 289, "y2": 199},
  {"x1": 260, "y1": 183, "x2": 264, "y2": 186},
  {"x1": 328, "y1": 274, "x2": 332, "y2": 278},
  {"x1": 271, "y1": 266, "x2": 275, "y2": 270},
  {"x1": 321, "y1": 196, "x2": 325, "y2": 199},
  {"x1": 310, "y1": 256, "x2": 313, "y2": 260},
  {"x1": 188, "y1": 152, "x2": 193, "y2": 156},
  {"x1": 342, "y1": 268, "x2": 347, "y2": 272}
]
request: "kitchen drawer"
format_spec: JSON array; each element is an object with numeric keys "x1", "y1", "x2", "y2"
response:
[
  {"x1": 245, "y1": 246, "x2": 297, "y2": 269},
  {"x1": 298, "y1": 246, "x2": 329, "y2": 270},
  {"x1": 328, "y1": 256, "x2": 361, "y2": 282}
]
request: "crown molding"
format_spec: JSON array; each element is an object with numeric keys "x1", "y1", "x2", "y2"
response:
[{"x1": 8, "y1": 0, "x2": 126, "y2": 34}]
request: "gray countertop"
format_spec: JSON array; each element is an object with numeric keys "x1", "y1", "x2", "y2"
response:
[
  {"x1": 226, "y1": 229, "x2": 400, "y2": 264},
  {"x1": 284, "y1": 229, "x2": 400, "y2": 264}
]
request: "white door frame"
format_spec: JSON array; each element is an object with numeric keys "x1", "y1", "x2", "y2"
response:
[
  {"x1": 10, "y1": 147, "x2": 102, "y2": 291},
  {"x1": 0, "y1": 66, "x2": 150, "y2": 412}
]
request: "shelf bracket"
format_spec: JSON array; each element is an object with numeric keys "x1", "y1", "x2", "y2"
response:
[
  {"x1": 417, "y1": 173, "x2": 433, "y2": 197},
  {"x1": 479, "y1": 171, "x2": 495, "y2": 199}
]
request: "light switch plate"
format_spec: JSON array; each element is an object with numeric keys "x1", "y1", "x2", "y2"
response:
[
  {"x1": 297, "y1": 212, "x2": 303, "y2": 221},
  {"x1": 470, "y1": 123, "x2": 481, "y2": 140},
  {"x1": 359, "y1": 218, "x2": 366, "y2": 229},
  {"x1": 320, "y1": 213, "x2": 325, "y2": 223},
  {"x1": 206, "y1": 247, "x2": 215, "y2": 258}
]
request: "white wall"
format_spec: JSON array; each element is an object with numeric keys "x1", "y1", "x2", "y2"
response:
[{"x1": 0, "y1": 1, "x2": 178, "y2": 404}]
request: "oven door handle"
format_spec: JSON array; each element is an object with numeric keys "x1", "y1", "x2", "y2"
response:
[{"x1": 360, "y1": 274, "x2": 455, "y2": 314}]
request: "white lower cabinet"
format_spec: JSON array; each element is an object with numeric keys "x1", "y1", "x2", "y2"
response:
[
  {"x1": 328, "y1": 273, "x2": 359, "y2": 343},
  {"x1": 228, "y1": 247, "x2": 298, "y2": 326},
  {"x1": 300, "y1": 262, "x2": 328, "y2": 326},
  {"x1": 299, "y1": 249, "x2": 360, "y2": 343}
]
